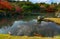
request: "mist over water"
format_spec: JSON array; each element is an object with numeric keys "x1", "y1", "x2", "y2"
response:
[{"x1": 0, "y1": 19, "x2": 60, "y2": 37}]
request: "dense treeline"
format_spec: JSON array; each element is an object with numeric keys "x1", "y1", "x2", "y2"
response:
[
  {"x1": 12, "y1": 1, "x2": 59, "y2": 13},
  {"x1": 0, "y1": 1, "x2": 60, "y2": 19},
  {"x1": 9, "y1": 1, "x2": 60, "y2": 17}
]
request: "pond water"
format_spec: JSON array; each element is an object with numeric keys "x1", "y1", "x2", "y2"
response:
[{"x1": 0, "y1": 16, "x2": 60, "y2": 37}]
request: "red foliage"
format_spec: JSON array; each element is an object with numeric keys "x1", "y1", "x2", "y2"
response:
[
  {"x1": 15, "y1": 6, "x2": 22, "y2": 12},
  {"x1": 0, "y1": 0, "x2": 22, "y2": 12},
  {"x1": 46, "y1": 7, "x2": 55, "y2": 13},
  {"x1": 0, "y1": 1, "x2": 13, "y2": 10}
]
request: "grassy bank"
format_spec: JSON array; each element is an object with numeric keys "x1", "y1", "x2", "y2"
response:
[
  {"x1": 0, "y1": 34, "x2": 60, "y2": 39},
  {"x1": 45, "y1": 18, "x2": 60, "y2": 25}
]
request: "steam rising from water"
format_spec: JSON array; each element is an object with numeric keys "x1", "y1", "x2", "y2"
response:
[{"x1": 0, "y1": 19, "x2": 60, "y2": 37}]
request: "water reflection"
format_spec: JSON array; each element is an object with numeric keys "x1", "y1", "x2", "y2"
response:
[{"x1": 0, "y1": 19, "x2": 60, "y2": 37}]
